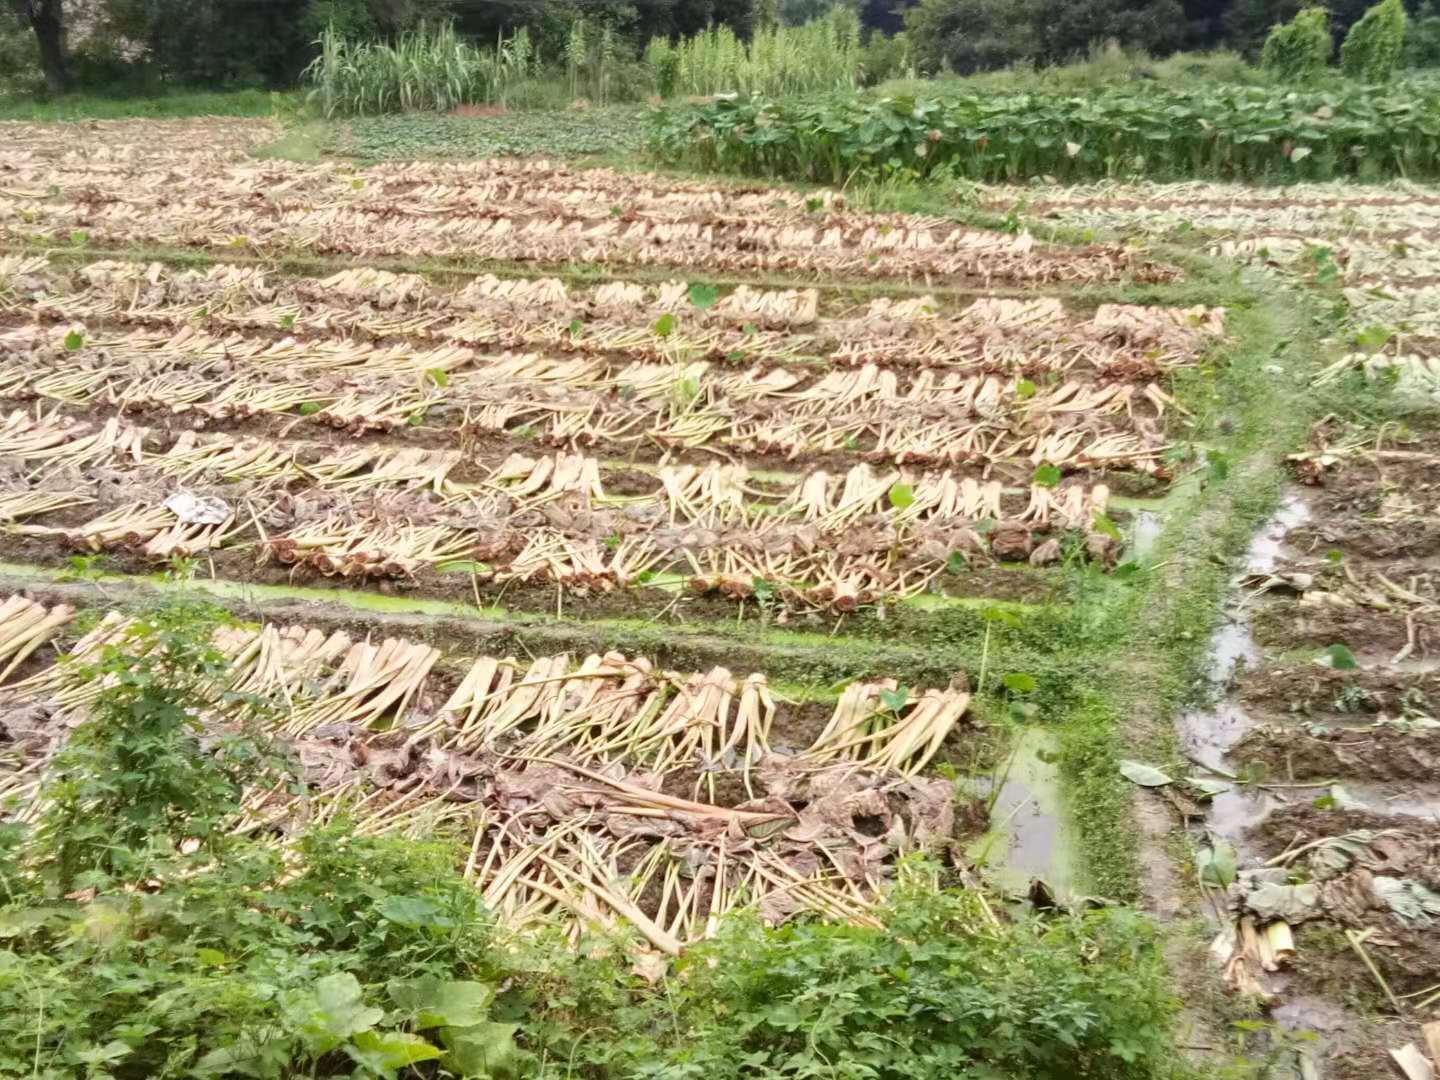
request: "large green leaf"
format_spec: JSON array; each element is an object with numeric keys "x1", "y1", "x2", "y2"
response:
[
  {"x1": 347, "y1": 1030, "x2": 442, "y2": 1073},
  {"x1": 286, "y1": 973, "x2": 382, "y2": 1054},
  {"x1": 1197, "y1": 840, "x2": 1237, "y2": 888},
  {"x1": 194, "y1": 1033, "x2": 293, "y2": 1078},
  {"x1": 377, "y1": 894, "x2": 446, "y2": 927},
  {"x1": 442, "y1": 1021, "x2": 523, "y2": 1078},
  {"x1": 687, "y1": 282, "x2": 719, "y2": 310},
  {"x1": 388, "y1": 977, "x2": 495, "y2": 1029},
  {"x1": 1119, "y1": 761, "x2": 1173, "y2": 787}
]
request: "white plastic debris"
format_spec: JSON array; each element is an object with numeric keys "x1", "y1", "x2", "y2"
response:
[{"x1": 164, "y1": 490, "x2": 231, "y2": 525}]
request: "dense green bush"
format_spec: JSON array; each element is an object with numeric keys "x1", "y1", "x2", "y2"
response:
[
  {"x1": 1260, "y1": 6, "x2": 1332, "y2": 79},
  {"x1": 0, "y1": 844, "x2": 1179, "y2": 1078},
  {"x1": 858, "y1": 28, "x2": 913, "y2": 84},
  {"x1": 648, "y1": 79, "x2": 1440, "y2": 183},
  {"x1": 32, "y1": 603, "x2": 285, "y2": 892},
  {"x1": 642, "y1": 888, "x2": 1178, "y2": 1079},
  {"x1": 1341, "y1": 0, "x2": 1407, "y2": 79}
]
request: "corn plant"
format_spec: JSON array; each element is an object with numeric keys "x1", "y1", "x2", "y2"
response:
[
  {"x1": 303, "y1": 22, "x2": 532, "y2": 117},
  {"x1": 652, "y1": 7, "x2": 862, "y2": 98},
  {"x1": 565, "y1": 17, "x2": 587, "y2": 100},
  {"x1": 597, "y1": 24, "x2": 616, "y2": 105},
  {"x1": 494, "y1": 25, "x2": 533, "y2": 107}
]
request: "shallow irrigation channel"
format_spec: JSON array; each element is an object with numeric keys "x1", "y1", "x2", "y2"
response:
[{"x1": 1166, "y1": 447, "x2": 1440, "y2": 1079}]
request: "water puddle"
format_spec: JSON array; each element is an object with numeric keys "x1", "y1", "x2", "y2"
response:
[
  {"x1": 1129, "y1": 510, "x2": 1164, "y2": 563},
  {"x1": 971, "y1": 726, "x2": 1075, "y2": 899},
  {"x1": 1175, "y1": 492, "x2": 1313, "y2": 754},
  {"x1": 1175, "y1": 492, "x2": 1324, "y2": 854},
  {"x1": 1178, "y1": 484, "x2": 1440, "y2": 838}
]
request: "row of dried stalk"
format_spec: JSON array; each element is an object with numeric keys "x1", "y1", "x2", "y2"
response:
[
  {"x1": 0, "y1": 597, "x2": 970, "y2": 957},
  {"x1": 3, "y1": 255, "x2": 1223, "y2": 367},
  {"x1": 0, "y1": 165, "x2": 1178, "y2": 282},
  {"x1": 1, "y1": 417, "x2": 1119, "y2": 600},
  {"x1": 0, "y1": 344, "x2": 1175, "y2": 472}
]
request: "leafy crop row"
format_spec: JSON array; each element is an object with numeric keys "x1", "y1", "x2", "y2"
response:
[{"x1": 646, "y1": 78, "x2": 1440, "y2": 184}]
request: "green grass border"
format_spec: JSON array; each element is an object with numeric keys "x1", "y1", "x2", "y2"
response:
[{"x1": 1054, "y1": 256, "x2": 1339, "y2": 899}]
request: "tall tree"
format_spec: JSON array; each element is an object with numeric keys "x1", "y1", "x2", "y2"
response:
[{"x1": 10, "y1": 0, "x2": 68, "y2": 91}]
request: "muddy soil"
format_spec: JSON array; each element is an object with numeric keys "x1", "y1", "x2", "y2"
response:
[
  {"x1": 1175, "y1": 426, "x2": 1440, "y2": 1078},
  {"x1": 1235, "y1": 723, "x2": 1440, "y2": 781},
  {"x1": 1238, "y1": 665, "x2": 1440, "y2": 717}
]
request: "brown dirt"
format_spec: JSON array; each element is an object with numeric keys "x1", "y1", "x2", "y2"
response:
[
  {"x1": 1239, "y1": 807, "x2": 1440, "y2": 1077},
  {"x1": 1251, "y1": 601, "x2": 1433, "y2": 655},
  {"x1": 1235, "y1": 724, "x2": 1440, "y2": 781},
  {"x1": 1238, "y1": 665, "x2": 1440, "y2": 719}
]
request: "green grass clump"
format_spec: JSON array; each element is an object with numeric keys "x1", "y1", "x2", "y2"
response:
[{"x1": 0, "y1": 88, "x2": 285, "y2": 121}]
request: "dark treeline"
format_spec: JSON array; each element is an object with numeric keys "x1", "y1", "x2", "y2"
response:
[{"x1": 3, "y1": 0, "x2": 1438, "y2": 93}]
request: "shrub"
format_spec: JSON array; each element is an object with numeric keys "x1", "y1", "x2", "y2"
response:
[
  {"x1": 859, "y1": 28, "x2": 913, "y2": 85},
  {"x1": 31, "y1": 602, "x2": 286, "y2": 893},
  {"x1": 1341, "y1": 0, "x2": 1407, "y2": 80},
  {"x1": 1261, "y1": 7, "x2": 1332, "y2": 80},
  {"x1": 653, "y1": 879, "x2": 1177, "y2": 1079},
  {"x1": 646, "y1": 36, "x2": 682, "y2": 95}
]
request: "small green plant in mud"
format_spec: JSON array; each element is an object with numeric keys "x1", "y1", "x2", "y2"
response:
[
  {"x1": 57, "y1": 553, "x2": 108, "y2": 582},
  {"x1": 163, "y1": 553, "x2": 200, "y2": 583}
]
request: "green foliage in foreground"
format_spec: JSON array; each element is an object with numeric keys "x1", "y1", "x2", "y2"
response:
[
  {"x1": 1260, "y1": 8, "x2": 1333, "y2": 82},
  {"x1": 1341, "y1": 0, "x2": 1409, "y2": 82},
  {"x1": 0, "y1": 850, "x2": 1179, "y2": 1079},
  {"x1": 0, "y1": 598, "x2": 1182, "y2": 1079},
  {"x1": 647, "y1": 77, "x2": 1440, "y2": 184}
]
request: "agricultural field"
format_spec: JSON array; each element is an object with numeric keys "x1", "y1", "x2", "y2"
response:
[
  {"x1": 976, "y1": 179, "x2": 1440, "y2": 1077},
  {"x1": 0, "y1": 114, "x2": 1434, "y2": 1079}
]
